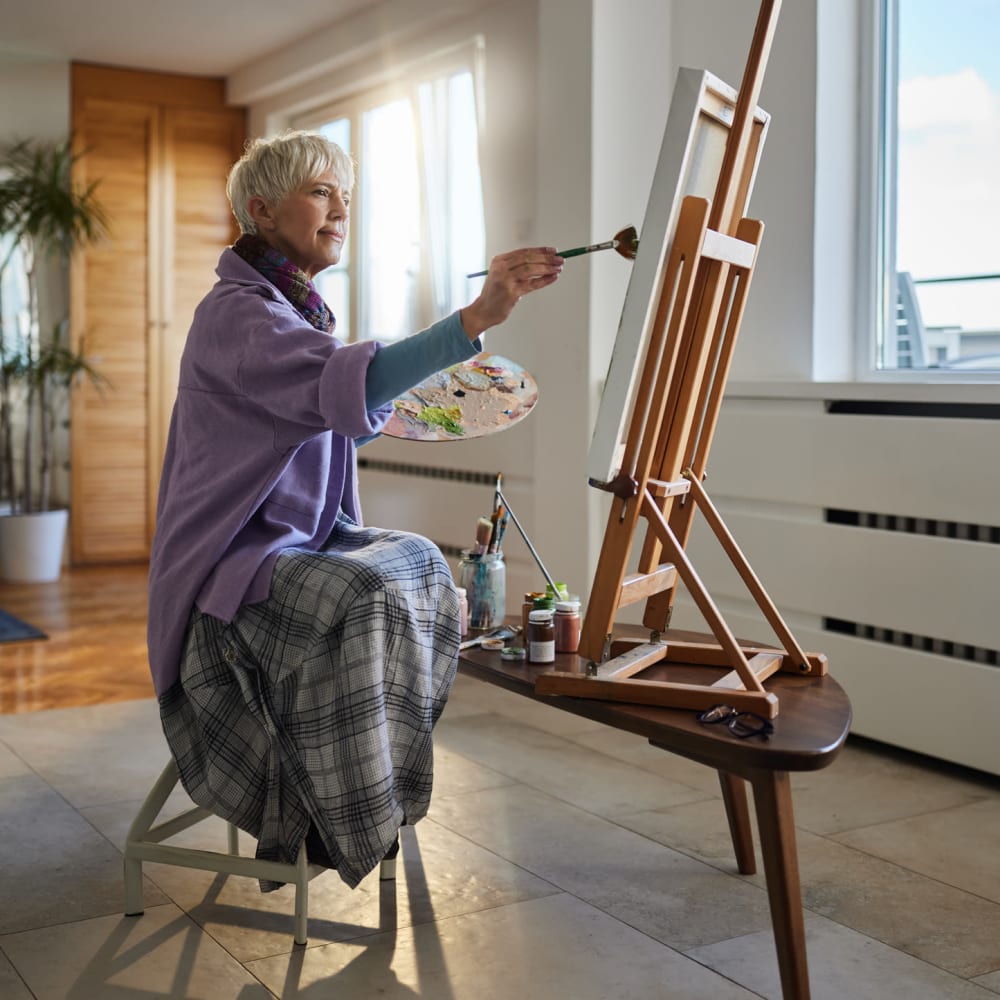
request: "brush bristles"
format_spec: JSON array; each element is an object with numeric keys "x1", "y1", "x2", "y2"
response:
[{"x1": 614, "y1": 225, "x2": 639, "y2": 260}]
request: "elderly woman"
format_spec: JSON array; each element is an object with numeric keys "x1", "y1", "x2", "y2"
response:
[{"x1": 147, "y1": 130, "x2": 562, "y2": 889}]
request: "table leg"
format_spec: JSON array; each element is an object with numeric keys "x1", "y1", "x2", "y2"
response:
[
  {"x1": 718, "y1": 770, "x2": 756, "y2": 874},
  {"x1": 751, "y1": 770, "x2": 810, "y2": 1000}
]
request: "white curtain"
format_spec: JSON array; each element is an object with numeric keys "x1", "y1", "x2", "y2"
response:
[{"x1": 414, "y1": 68, "x2": 485, "y2": 325}]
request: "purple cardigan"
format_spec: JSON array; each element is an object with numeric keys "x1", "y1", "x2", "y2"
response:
[{"x1": 147, "y1": 250, "x2": 392, "y2": 697}]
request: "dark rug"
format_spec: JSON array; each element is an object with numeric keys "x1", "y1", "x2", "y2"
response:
[{"x1": 0, "y1": 609, "x2": 47, "y2": 643}]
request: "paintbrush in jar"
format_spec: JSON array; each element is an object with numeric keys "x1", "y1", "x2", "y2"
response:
[{"x1": 473, "y1": 516, "x2": 493, "y2": 556}]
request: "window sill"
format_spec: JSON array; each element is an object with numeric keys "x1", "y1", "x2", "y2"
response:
[{"x1": 726, "y1": 376, "x2": 1000, "y2": 405}]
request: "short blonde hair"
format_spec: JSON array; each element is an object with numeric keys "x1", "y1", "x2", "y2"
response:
[{"x1": 226, "y1": 129, "x2": 355, "y2": 235}]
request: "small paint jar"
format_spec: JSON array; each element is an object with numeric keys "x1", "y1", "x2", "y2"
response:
[
  {"x1": 545, "y1": 582, "x2": 569, "y2": 603},
  {"x1": 455, "y1": 586, "x2": 469, "y2": 636},
  {"x1": 527, "y1": 609, "x2": 555, "y2": 664},
  {"x1": 554, "y1": 599, "x2": 581, "y2": 654},
  {"x1": 522, "y1": 591, "x2": 547, "y2": 638},
  {"x1": 459, "y1": 550, "x2": 506, "y2": 632}
]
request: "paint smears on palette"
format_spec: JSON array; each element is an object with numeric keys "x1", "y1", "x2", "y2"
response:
[{"x1": 382, "y1": 355, "x2": 538, "y2": 441}]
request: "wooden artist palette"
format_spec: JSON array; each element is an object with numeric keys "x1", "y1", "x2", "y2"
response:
[{"x1": 382, "y1": 354, "x2": 538, "y2": 442}]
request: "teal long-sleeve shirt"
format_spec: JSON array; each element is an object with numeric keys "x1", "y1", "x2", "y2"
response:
[{"x1": 363, "y1": 310, "x2": 482, "y2": 412}]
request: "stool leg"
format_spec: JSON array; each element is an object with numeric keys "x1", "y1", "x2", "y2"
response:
[
  {"x1": 123, "y1": 856, "x2": 144, "y2": 917},
  {"x1": 293, "y1": 840, "x2": 309, "y2": 946},
  {"x1": 380, "y1": 834, "x2": 400, "y2": 882},
  {"x1": 752, "y1": 770, "x2": 810, "y2": 1000},
  {"x1": 227, "y1": 823, "x2": 239, "y2": 855},
  {"x1": 124, "y1": 760, "x2": 182, "y2": 917},
  {"x1": 718, "y1": 770, "x2": 756, "y2": 874}
]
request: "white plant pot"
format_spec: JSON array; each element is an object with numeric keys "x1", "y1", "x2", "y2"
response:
[{"x1": 0, "y1": 508, "x2": 69, "y2": 583}]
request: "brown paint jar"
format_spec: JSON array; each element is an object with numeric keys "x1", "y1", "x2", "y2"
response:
[
  {"x1": 527, "y1": 609, "x2": 555, "y2": 664},
  {"x1": 521, "y1": 591, "x2": 547, "y2": 638},
  {"x1": 554, "y1": 600, "x2": 581, "y2": 654}
]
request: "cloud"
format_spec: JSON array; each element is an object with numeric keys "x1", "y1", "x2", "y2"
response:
[
  {"x1": 899, "y1": 68, "x2": 997, "y2": 130},
  {"x1": 896, "y1": 70, "x2": 1000, "y2": 330}
]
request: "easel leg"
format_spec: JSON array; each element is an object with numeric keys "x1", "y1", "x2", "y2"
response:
[
  {"x1": 718, "y1": 771, "x2": 755, "y2": 874},
  {"x1": 751, "y1": 770, "x2": 811, "y2": 1000}
]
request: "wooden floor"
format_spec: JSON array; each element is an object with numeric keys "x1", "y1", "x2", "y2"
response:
[{"x1": 0, "y1": 563, "x2": 153, "y2": 714}]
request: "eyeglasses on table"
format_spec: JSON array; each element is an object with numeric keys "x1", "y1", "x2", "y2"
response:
[{"x1": 696, "y1": 704, "x2": 774, "y2": 740}]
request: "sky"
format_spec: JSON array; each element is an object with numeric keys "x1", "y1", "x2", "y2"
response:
[{"x1": 895, "y1": 0, "x2": 1000, "y2": 333}]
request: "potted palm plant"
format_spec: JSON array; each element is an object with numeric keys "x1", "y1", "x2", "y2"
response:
[{"x1": 0, "y1": 137, "x2": 108, "y2": 581}]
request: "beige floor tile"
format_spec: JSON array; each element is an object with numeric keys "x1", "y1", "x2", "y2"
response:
[
  {"x1": 0, "y1": 951, "x2": 33, "y2": 1000},
  {"x1": 972, "y1": 969, "x2": 1000, "y2": 993},
  {"x1": 0, "y1": 774, "x2": 167, "y2": 935},
  {"x1": 833, "y1": 798, "x2": 1000, "y2": 904},
  {"x1": 0, "y1": 904, "x2": 275, "y2": 1000},
  {"x1": 0, "y1": 739, "x2": 29, "y2": 779},
  {"x1": 789, "y1": 738, "x2": 995, "y2": 835},
  {"x1": 0, "y1": 698, "x2": 169, "y2": 809},
  {"x1": 84, "y1": 800, "x2": 560, "y2": 964},
  {"x1": 618, "y1": 796, "x2": 762, "y2": 874},
  {"x1": 448, "y1": 672, "x2": 606, "y2": 736},
  {"x1": 435, "y1": 712, "x2": 712, "y2": 817},
  {"x1": 624, "y1": 796, "x2": 1000, "y2": 979},
  {"x1": 247, "y1": 892, "x2": 760, "y2": 999},
  {"x1": 767, "y1": 829, "x2": 1000, "y2": 978},
  {"x1": 432, "y1": 744, "x2": 517, "y2": 797},
  {"x1": 689, "y1": 914, "x2": 999, "y2": 1000},
  {"x1": 432, "y1": 780, "x2": 774, "y2": 951},
  {"x1": 568, "y1": 725, "x2": 725, "y2": 794}
]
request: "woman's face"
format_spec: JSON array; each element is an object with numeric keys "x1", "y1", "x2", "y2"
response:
[{"x1": 253, "y1": 169, "x2": 350, "y2": 278}]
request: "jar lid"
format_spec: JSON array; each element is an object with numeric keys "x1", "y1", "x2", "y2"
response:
[
  {"x1": 532, "y1": 596, "x2": 555, "y2": 610},
  {"x1": 555, "y1": 600, "x2": 580, "y2": 612},
  {"x1": 528, "y1": 609, "x2": 554, "y2": 623}
]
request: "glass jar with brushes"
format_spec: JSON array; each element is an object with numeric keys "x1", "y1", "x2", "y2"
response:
[{"x1": 458, "y1": 549, "x2": 506, "y2": 632}]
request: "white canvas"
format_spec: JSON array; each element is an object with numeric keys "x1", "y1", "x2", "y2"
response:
[{"x1": 587, "y1": 68, "x2": 770, "y2": 488}]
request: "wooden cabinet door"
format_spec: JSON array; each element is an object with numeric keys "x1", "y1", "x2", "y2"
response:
[
  {"x1": 151, "y1": 107, "x2": 244, "y2": 540},
  {"x1": 70, "y1": 98, "x2": 158, "y2": 564},
  {"x1": 70, "y1": 66, "x2": 245, "y2": 564}
]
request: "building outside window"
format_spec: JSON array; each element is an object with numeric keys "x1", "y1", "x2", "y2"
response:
[{"x1": 878, "y1": 0, "x2": 1000, "y2": 371}]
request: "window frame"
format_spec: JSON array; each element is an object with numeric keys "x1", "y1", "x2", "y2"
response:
[{"x1": 857, "y1": 0, "x2": 1000, "y2": 383}]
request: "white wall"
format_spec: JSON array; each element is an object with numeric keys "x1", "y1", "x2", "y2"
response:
[{"x1": 0, "y1": 55, "x2": 70, "y2": 140}]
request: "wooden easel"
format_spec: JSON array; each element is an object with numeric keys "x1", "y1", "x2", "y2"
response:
[{"x1": 536, "y1": 0, "x2": 826, "y2": 718}]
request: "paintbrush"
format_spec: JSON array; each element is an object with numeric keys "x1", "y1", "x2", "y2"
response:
[
  {"x1": 467, "y1": 225, "x2": 638, "y2": 278},
  {"x1": 473, "y1": 516, "x2": 493, "y2": 556},
  {"x1": 494, "y1": 508, "x2": 509, "y2": 552},
  {"x1": 487, "y1": 505, "x2": 505, "y2": 554}
]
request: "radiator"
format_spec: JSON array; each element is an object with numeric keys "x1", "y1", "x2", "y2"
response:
[{"x1": 668, "y1": 395, "x2": 1000, "y2": 776}]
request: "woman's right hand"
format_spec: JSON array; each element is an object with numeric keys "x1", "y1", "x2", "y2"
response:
[{"x1": 459, "y1": 247, "x2": 563, "y2": 340}]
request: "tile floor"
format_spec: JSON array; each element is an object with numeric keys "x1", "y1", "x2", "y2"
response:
[{"x1": 0, "y1": 671, "x2": 998, "y2": 999}]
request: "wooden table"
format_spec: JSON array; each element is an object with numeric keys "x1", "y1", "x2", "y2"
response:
[{"x1": 458, "y1": 628, "x2": 852, "y2": 1000}]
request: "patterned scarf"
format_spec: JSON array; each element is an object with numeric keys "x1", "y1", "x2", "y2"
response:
[{"x1": 232, "y1": 234, "x2": 334, "y2": 333}]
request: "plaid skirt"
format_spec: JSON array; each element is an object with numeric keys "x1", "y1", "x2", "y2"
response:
[{"x1": 158, "y1": 519, "x2": 460, "y2": 890}]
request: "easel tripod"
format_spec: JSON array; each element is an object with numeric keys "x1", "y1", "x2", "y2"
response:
[{"x1": 536, "y1": 0, "x2": 826, "y2": 717}]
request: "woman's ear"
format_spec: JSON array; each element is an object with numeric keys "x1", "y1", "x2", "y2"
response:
[{"x1": 247, "y1": 195, "x2": 275, "y2": 231}]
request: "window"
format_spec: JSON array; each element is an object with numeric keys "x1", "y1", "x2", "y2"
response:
[
  {"x1": 0, "y1": 235, "x2": 30, "y2": 357},
  {"x1": 294, "y1": 47, "x2": 486, "y2": 344},
  {"x1": 877, "y1": 0, "x2": 1000, "y2": 371}
]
